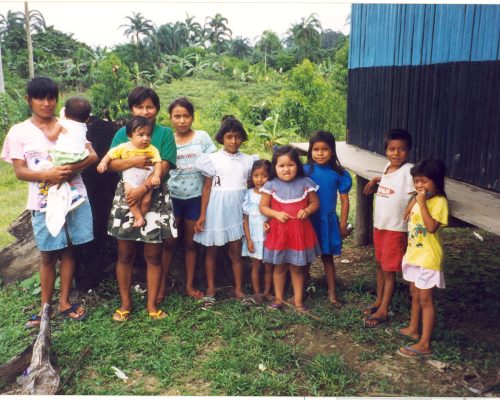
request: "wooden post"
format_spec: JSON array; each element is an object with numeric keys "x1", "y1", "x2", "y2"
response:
[
  {"x1": 25, "y1": 2, "x2": 34, "y2": 79},
  {"x1": 354, "y1": 175, "x2": 373, "y2": 246}
]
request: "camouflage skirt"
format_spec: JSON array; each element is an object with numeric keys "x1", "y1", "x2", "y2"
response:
[{"x1": 107, "y1": 180, "x2": 177, "y2": 243}]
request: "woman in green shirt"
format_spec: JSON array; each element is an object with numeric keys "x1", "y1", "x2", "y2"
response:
[{"x1": 106, "y1": 86, "x2": 177, "y2": 321}]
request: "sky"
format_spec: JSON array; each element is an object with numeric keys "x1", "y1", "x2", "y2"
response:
[{"x1": 0, "y1": 0, "x2": 352, "y2": 48}]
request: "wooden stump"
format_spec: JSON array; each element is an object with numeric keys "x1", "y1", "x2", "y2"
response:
[{"x1": 354, "y1": 175, "x2": 373, "y2": 246}]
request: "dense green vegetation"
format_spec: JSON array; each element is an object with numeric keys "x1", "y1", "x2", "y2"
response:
[{"x1": 0, "y1": 9, "x2": 348, "y2": 142}]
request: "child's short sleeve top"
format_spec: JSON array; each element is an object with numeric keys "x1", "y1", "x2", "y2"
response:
[
  {"x1": 0, "y1": 119, "x2": 88, "y2": 210},
  {"x1": 168, "y1": 130, "x2": 216, "y2": 199},
  {"x1": 261, "y1": 177, "x2": 318, "y2": 203},
  {"x1": 195, "y1": 150, "x2": 257, "y2": 191},
  {"x1": 404, "y1": 196, "x2": 449, "y2": 270},
  {"x1": 304, "y1": 163, "x2": 352, "y2": 212},
  {"x1": 374, "y1": 162, "x2": 415, "y2": 232},
  {"x1": 110, "y1": 124, "x2": 176, "y2": 181},
  {"x1": 56, "y1": 119, "x2": 88, "y2": 153},
  {"x1": 107, "y1": 143, "x2": 161, "y2": 163}
]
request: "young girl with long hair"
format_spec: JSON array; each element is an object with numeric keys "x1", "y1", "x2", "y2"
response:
[
  {"x1": 304, "y1": 131, "x2": 352, "y2": 307},
  {"x1": 397, "y1": 159, "x2": 448, "y2": 359},
  {"x1": 260, "y1": 146, "x2": 321, "y2": 313}
]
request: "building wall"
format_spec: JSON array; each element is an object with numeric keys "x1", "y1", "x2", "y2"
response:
[{"x1": 347, "y1": 4, "x2": 500, "y2": 192}]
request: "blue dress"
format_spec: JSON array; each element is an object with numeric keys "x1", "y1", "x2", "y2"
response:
[
  {"x1": 304, "y1": 163, "x2": 352, "y2": 256},
  {"x1": 193, "y1": 150, "x2": 257, "y2": 246},
  {"x1": 242, "y1": 189, "x2": 267, "y2": 260}
]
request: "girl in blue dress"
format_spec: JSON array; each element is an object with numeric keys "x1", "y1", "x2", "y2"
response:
[
  {"x1": 304, "y1": 131, "x2": 352, "y2": 307},
  {"x1": 194, "y1": 116, "x2": 257, "y2": 307},
  {"x1": 242, "y1": 159, "x2": 274, "y2": 302}
]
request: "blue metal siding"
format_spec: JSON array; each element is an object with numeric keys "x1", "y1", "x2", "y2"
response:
[{"x1": 348, "y1": 4, "x2": 500, "y2": 68}]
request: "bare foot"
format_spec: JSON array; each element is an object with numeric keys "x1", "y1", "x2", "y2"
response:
[
  {"x1": 185, "y1": 288, "x2": 204, "y2": 300},
  {"x1": 133, "y1": 217, "x2": 145, "y2": 228},
  {"x1": 362, "y1": 303, "x2": 381, "y2": 315}
]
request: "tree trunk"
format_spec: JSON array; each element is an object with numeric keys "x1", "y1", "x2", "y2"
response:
[{"x1": 24, "y1": 2, "x2": 34, "y2": 79}]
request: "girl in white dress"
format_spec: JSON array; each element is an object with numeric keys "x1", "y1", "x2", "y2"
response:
[
  {"x1": 242, "y1": 159, "x2": 274, "y2": 302},
  {"x1": 194, "y1": 116, "x2": 257, "y2": 307}
]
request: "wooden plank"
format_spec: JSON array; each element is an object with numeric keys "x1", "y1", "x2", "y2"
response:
[{"x1": 292, "y1": 141, "x2": 500, "y2": 235}]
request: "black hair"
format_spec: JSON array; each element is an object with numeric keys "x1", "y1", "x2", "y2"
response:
[
  {"x1": 410, "y1": 159, "x2": 447, "y2": 197},
  {"x1": 64, "y1": 96, "x2": 91, "y2": 123},
  {"x1": 306, "y1": 130, "x2": 344, "y2": 175},
  {"x1": 126, "y1": 116, "x2": 152, "y2": 138},
  {"x1": 248, "y1": 159, "x2": 271, "y2": 188},
  {"x1": 26, "y1": 77, "x2": 59, "y2": 101},
  {"x1": 215, "y1": 115, "x2": 248, "y2": 144},
  {"x1": 383, "y1": 128, "x2": 412, "y2": 151},
  {"x1": 128, "y1": 86, "x2": 160, "y2": 111},
  {"x1": 270, "y1": 145, "x2": 305, "y2": 180},
  {"x1": 168, "y1": 97, "x2": 195, "y2": 117}
]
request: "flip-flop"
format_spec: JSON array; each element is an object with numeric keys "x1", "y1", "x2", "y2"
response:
[
  {"x1": 267, "y1": 302, "x2": 283, "y2": 311},
  {"x1": 201, "y1": 296, "x2": 216, "y2": 309},
  {"x1": 330, "y1": 300, "x2": 343, "y2": 309},
  {"x1": 186, "y1": 289, "x2": 204, "y2": 300},
  {"x1": 362, "y1": 306, "x2": 379, "y2": 315},
  {"x1": 363, "y1": 315, "x2": 388, "y2": 328},
  {"x1": 240, "y1": 296, "x2": 258, "y2": 307},
  {"x1": 113, "y1": 309, "x2": 130, "y2": 322},
  {"x1": 397, "y1": 345, "x2": 432, "y2": 359},
  {"x1": 385, "y1": 326, "x2": 420, "y2": 341},
  {"x1": 25, "y1": 314, "x2": 42, "y2": 329},
  {"x1": 148, "y1": 310, "x2": 167, "y2": 320},
  {"x1": 59, "y1": 303, "x2": 87, "y2": 321},
  {"x1": 295, "y1": 305, "x2": 310, "y2": 314}
]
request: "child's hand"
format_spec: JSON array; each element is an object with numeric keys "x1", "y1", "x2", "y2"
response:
[
  {"x1": 340, "y1": 223, "x2": 349, "y2": 239},
  {"x1": 363, "y1": 178, "x2": 378, "y2": 195},
  {"x1": 195, "y1": 216, "x2": 205, "y2": 233},
  {"x1": 97, "y1": 162, "x2": 107, "y2": 173},
  {"x1": 274, "y1": 211, "x2": 291, "y2": 223},
  {"x1": 263, "y1": 222, "x2": 270, "y2": 232},
  {"x1": 415, "y1": 189, "x2": 427, "y2": 206},
  {"x1": 247, "y1": 239, "x2": 255, "y2": 253},
  {"x1": 296, "y1": 209, "x2": 310, "y2": 220},
  {"x1": 150, "y1": 176, "x2": 160, "y2": 187}
]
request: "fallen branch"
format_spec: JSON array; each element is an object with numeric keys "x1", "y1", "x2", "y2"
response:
[{"x1": 0, "y1": 342, "x2": 33, "y2": 387}]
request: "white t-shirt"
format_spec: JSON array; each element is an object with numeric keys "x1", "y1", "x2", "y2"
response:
[
  {"x1": 168, "y1": 130, "x2": 216, "y2": 199},
  {"x1": 374, "y1": 162, "x2": 415, "y2": 232},
  {"x1": 56, "y1": 119, "x2": 88, "y2": 154},
  {"x1": 1, "y1": 119, "x2": 88, "y2": 211}
]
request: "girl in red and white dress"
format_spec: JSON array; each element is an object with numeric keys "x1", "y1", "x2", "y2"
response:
[{"x1": 259, "y1": 146, "x2": 321, "y2": 313}]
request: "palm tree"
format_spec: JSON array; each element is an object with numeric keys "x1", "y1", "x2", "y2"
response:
[
  {"x1": 204, "y1": 13, "x2": 232, "y2": 52},
  {"x1": 120, "y1": 12, "x2": 154, "y2": 45},
  {"x1": 229, "y1": 37, "x2": 252, "y2": 58},
  {"x1": 184, "y1": 14, "x2": 203, "y2": 46},
  {"x1": 255, "y1": 30, "x2": 282, "y2": 69},
  {"x1": 286, "y1": 13, "x2": 322, "y2": 61},
  {"x1": 0, "y1": 10, "x2": 24, "y2": 33}
]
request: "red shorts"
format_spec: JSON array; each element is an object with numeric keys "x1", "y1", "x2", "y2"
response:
[{"x1": 373, "y1": 228, "x2": 407, "y2": 272}]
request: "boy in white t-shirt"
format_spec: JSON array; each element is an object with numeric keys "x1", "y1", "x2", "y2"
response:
[{"x1": 362, "y1": 129, "x2": 415, "y2": 328}]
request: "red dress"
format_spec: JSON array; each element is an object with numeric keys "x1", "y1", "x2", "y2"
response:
[{"x1": 261, "y1": 177, "x2": 321, "y2": 266}]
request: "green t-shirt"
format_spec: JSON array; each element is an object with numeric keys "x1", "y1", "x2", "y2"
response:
[{"x1": 111, "y1": 123, "x2": 177, "y2": 181}]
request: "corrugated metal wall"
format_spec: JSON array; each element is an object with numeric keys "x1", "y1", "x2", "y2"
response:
[{"x1": 347, "y1": 4, "x2": 500, "y2": 192}]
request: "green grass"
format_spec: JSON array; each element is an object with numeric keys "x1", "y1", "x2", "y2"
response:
[{"x1": 0, "y1": 162, "x2": 26, "y2": 247}]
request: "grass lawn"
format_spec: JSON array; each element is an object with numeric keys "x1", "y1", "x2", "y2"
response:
[
  {"x1": 0, "y1": 162, "x2": 26, "y2": 248},
  {"x1": 1, "y1": 226, "x2": 499, "y2": 395}
]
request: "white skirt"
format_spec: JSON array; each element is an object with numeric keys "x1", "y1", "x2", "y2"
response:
[{"x1": 402, "y1": 262, "x2": 445, "y2": 289}]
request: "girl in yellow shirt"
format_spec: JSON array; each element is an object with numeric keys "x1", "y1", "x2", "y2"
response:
[{"x1": 397, "y1": 159, "x2": 448, "y2": 359}]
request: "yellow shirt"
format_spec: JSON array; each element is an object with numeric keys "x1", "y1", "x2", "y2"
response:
[
  {"x1": 107, "y1": 142, "x2": 161, "y2": 163},
  {"x1": 404, "y1": 195, "x2": 448, "y2": 271}
]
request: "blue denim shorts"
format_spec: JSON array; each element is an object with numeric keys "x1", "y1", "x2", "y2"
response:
[
  {"x1": 31, "y1": 199, "x2": 94, "y2": 252},
  {"x1": 171, "y1": 196, "x2": 201, "y2": 221}
]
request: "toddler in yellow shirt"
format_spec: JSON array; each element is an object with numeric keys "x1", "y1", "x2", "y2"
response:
[{"x1": 98, "y1": 116, "x2": 162, "y2": 227}]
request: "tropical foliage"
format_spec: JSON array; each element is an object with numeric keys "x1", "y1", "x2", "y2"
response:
[{"x1": 0, "y1": 9, "x2": 349, "y2": 145}]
